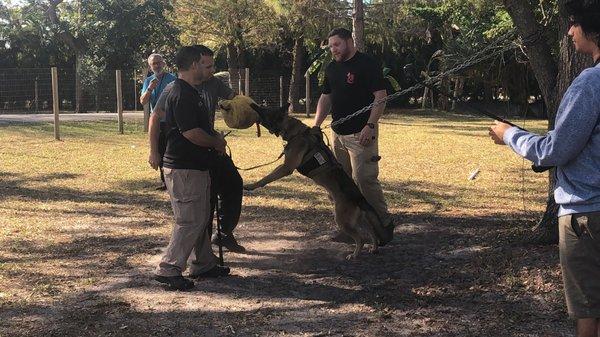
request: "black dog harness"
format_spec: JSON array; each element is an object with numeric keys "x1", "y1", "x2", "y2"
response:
[{"x1": 295, "y1": 128, "x2": 338, "y2": 177}]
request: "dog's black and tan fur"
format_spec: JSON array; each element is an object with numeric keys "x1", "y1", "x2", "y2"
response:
[{"x1": 243, "y1": 104, "x2": 393, "y2": 259}]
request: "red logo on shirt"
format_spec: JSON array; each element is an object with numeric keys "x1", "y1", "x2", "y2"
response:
[{"x1": 346, "y1": 72, "x2": 355, "y2": 84}]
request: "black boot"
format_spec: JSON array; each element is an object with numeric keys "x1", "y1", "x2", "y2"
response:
[{"x1": 212, "y1": 232, "x2": 246, "y2": 253}]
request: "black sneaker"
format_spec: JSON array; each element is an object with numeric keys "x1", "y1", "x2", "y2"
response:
[
  {"x1": 330, "y1": 231, "x2": 355, "y2": 244},
  {"x1": 189, "y1": 265, "x2": 230, "y2": 279},
  {"x1": 153, "y1": 275, "x2": 195, "y2": 291},
  {"x1": 211, "y1": 233, "x2": 246, "y2": 253}
]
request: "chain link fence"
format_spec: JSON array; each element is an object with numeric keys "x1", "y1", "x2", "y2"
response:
[
  {"x1": 0, "y1": 67, "x2": 321, "y2": 115},
  {"x1": 0, "y1": 68, "x2": 142, "y2": 114},
  {"x1": 225, "y1": 68, "x2": 321, "y2": 112}
]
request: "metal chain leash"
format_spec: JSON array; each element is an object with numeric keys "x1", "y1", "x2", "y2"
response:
[{"x1": 324, "y1": 31, "x2": 518, "y2": 129}]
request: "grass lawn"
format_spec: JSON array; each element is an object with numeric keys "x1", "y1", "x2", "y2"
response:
[{"x1": 0, "y1": 109, "x2": 568, "y2": 336}]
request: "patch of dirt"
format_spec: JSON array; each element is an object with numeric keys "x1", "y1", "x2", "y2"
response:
[{"x1": 1, "y1": 211, "x2": 572, "y2": 336}]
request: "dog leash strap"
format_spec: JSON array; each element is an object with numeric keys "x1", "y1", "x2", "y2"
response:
[{"x1": 235, "y1": 151, "x2": 285, "y2": 171}]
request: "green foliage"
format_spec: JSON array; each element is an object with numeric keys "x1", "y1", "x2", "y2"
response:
[
  {"x1": 172, "y1": 0, "x2": 279, "y2": 51},
  {"x1": 0, "y1": 1, "x2": 71, "y2": 67},
  {"x1": 0, "y1": 0, "x2": 179, "y2": 70},
  {"x1": 0, "y1": 0, "x2": 563, "y2": 111}
]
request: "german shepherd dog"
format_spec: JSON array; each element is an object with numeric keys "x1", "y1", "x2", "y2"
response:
[{"x1": 243, "y1": 103, "x2": 394, "y2": 259}]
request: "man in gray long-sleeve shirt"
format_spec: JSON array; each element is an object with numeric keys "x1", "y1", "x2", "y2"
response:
[{"x1": 489, "y1": 2, "x2": 600, "y2": 335}]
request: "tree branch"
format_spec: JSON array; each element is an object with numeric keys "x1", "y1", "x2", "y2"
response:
[{"x1": 44, "y1": 0, "x2": 84, "y2": 52}]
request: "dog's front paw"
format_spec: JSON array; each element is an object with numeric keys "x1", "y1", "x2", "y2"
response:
[{"x1": 243, "y1": 183, "x2": 259, "y2": 191}]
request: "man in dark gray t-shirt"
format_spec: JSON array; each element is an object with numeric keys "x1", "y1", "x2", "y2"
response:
[
  {"x1": 156, "y1": 76, "x2": 234, "y2": 131},
  {"x1": 151, "y1": 47, "x2": 246, "y2": 253}
]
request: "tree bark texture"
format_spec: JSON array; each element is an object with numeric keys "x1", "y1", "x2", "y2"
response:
[
  {"x1": 288, "y1": 37, "x2": 305, "y2": 113},
  {"x1": 45, "y1": 0, "x2": 86, "y2": 113},
  {"x1": 352, "y1": 0, "x2": 365, "y2": 52}
]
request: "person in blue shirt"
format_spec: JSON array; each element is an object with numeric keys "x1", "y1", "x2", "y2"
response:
[
  {"x1": 489, "y1": 2, "x2": 600, "y2": 335},
  {"x1": 140, "y1": 53, "x2": 177, "y2": 190}
]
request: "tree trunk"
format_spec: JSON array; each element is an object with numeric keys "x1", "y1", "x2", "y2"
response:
[
  {"x1": 504, "y1": 0, "x2": 593, "y2": 244},
  {"x1": 75, "y1": 53, "x2": 82, "y2": 113},
  {"x1": 45, "y1": 0, "x2": 87, "y2": 113},
  {"x1": 288, "y1": 37, "x2": 305, "y2": 113},
  {"x1": 226, "y1": 42, "x2": 241, "y2": 93},
  {"x1": 352, "y1": 0, "x2": 365, "y2": 51}
]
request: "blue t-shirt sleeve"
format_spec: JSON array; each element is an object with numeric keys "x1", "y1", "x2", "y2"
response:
[
  {"x1": 504, "y1": 69, "x2": 600, "y2": 166},
  {"x1": 141, "y1": 76, "x2": 152, "y2": 96}
]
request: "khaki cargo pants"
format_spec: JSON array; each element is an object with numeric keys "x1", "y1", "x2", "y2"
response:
[
  {"x1": 155, "y1": 168, "x2": 217, "y2": 277},
  {"x1": 332, "y1": 128, "x2": 391, "y2": 225}
]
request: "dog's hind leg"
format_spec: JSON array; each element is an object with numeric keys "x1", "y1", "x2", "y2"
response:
[
  {"x1": 359, "y1": 199, "x2": 393, "y2": 246},
  {"x1": 344, "y1": 228, "x2": 364, "y2": 260},
  {"x1": 367, "y1": 228, "x2": 379, "y2": 255},
  {"x1": 361, "y1": 212, "x2": 379, "y2": 254},
  {"x1": 334, "y1": 204, "x2": 364, "y2": 260}
]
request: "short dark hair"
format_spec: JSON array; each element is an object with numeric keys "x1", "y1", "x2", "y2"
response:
[
  {"x1": 175, "y1": 46, "x2": 203, "y2": 71},
  {"x1": 565, "y1": 0, "x2": 600, "y2": 44},
  {"x1": 192, "y1": 44, "x2": 214, "y2": 57},
  {"x1": 327, "y1": 28, "x2": 352, "y2": 40}
]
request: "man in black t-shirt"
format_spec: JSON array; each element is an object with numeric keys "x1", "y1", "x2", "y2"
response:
[
  {"x1": 314, "y1": 28, "x2": 394, "y2": 241},
  {"x1": 149, "y1": 46, "x2": 230, "y2": 291},
  {"x1": 151, "y1": 45, "x2": 245, "y2": 253}
]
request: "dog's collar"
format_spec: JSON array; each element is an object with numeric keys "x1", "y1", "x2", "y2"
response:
[{"x1": 281, "y1": 126, "x2": 307, "y2": 143}]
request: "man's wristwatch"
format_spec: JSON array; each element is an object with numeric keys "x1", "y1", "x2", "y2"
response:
[{"x1": 366, "y1": 122, "x2": 375, "y2": 129}]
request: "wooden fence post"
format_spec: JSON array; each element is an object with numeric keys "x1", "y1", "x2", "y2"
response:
[
  {"x1": 116, "y1": 70, "x2": 124, "y2": 134},
  {"x1": 279, "y1": 76, "x2": 284, "y2": 107},
  {"x1": 134, "y1": 70, "x2": 138, "y2": 112},
  {"x1": 34, "y1": 77, "x2": 39, "y2": 113},
  {"x1": 245, "y1": 68, "x2": 250, "y2": 96},
  {"x1": 305, "y1": 73, "x2": 311, "y2": 117},
  {"x1": 51, "y1": 67, "x2": 60, "y2": 140},
  {"x1": 143, "y1": 103, "x2": 149, "y2": 132}
]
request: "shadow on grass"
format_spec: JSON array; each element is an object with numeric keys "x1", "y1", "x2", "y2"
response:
[
  {"x1": 244, "y1": 175, "x2": 458, "y2": 213},
  {"x1": 0, "y1": 166, "x2": 569, "y2": 337},
  {"x1": 0, "y1": 171, "x2": 169, "y2": 212},
  {"x1": 1, "y1": 209, "x2": 568, "y2": 336}
]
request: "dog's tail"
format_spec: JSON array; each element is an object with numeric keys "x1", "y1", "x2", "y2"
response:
[
  {"x1": 333, "y1": 168, "x2": 394, "y2": 245},
  {"x1": 357, "y1": 198, "x2": 393, "y2": 246}
]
